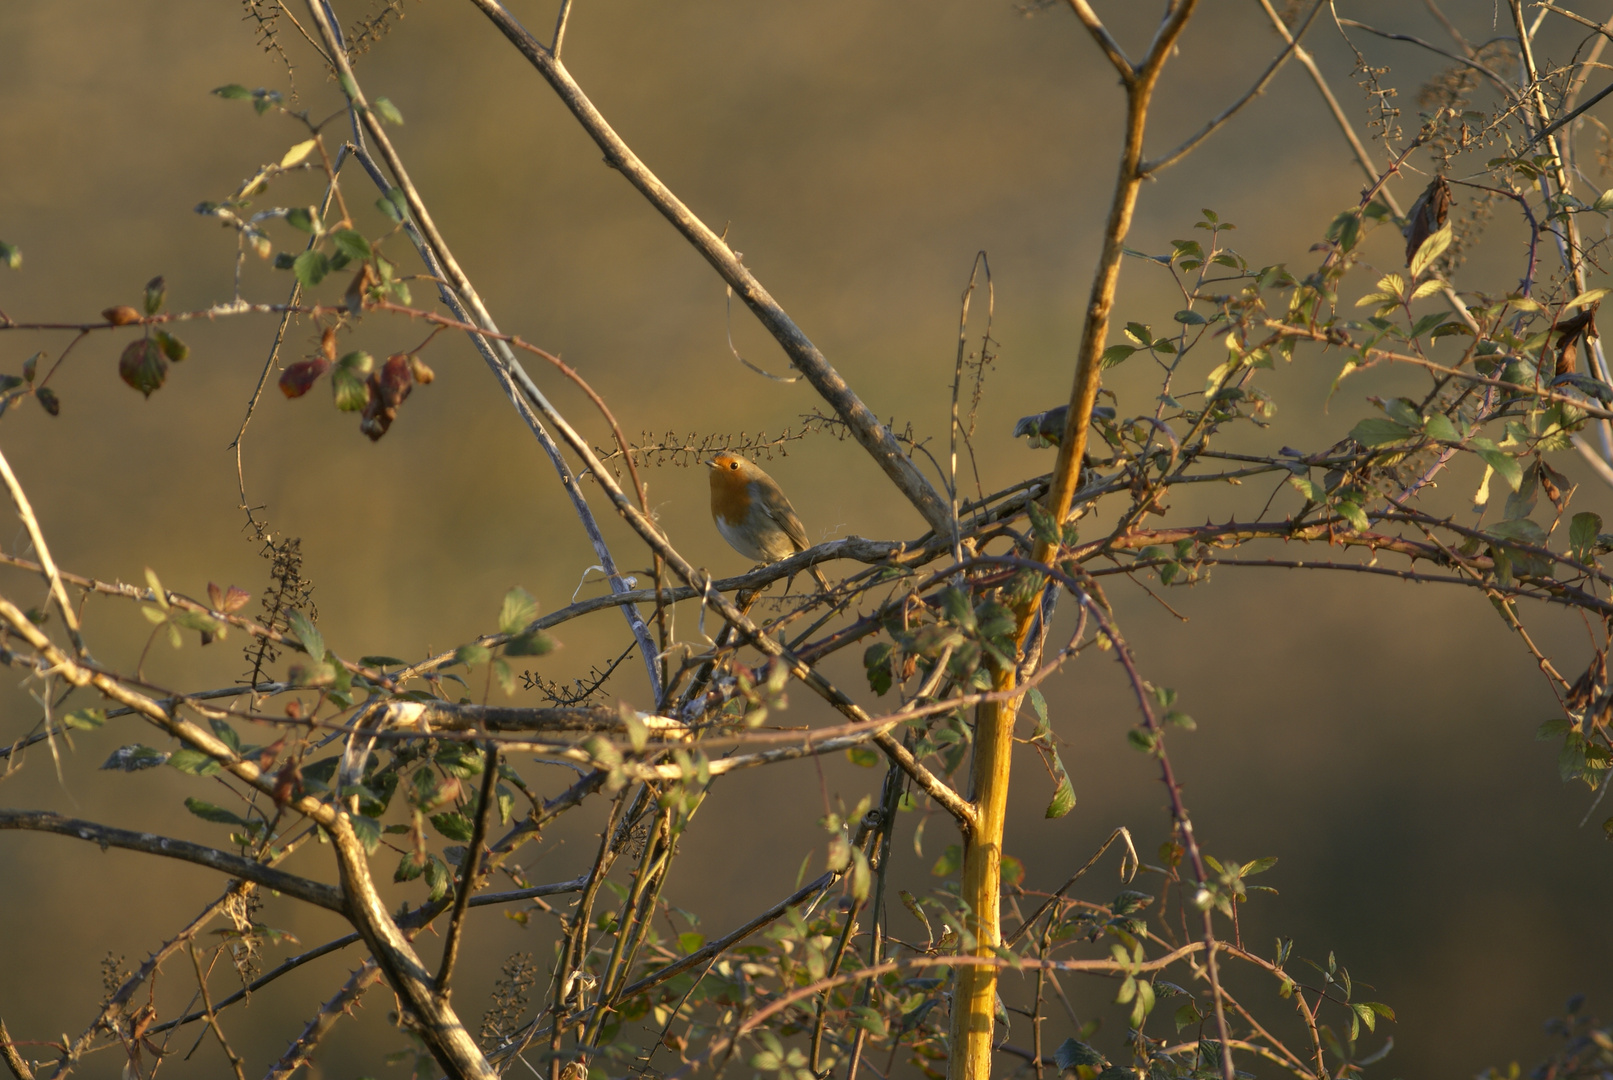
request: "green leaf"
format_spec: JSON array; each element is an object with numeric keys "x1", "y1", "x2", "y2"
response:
[
  {"x1": 1026, "y1": 501, "x2": 1061, "y2": 547},
  {"x1": 1100, "y1": 344, "x2": 1137, "y2": 368},
  {"x1": 930, "y1": 844, "x2": 962, "y2": 877},
  {"x1": 208, "y1": 718, "x2": 242, "y2": 753},
  {"x1": 168, "y1": 748, "x2": 222, "y2": 775},
  {"x1": 1474, "y1": 446, "x2": 1524, "y2": 491},
  {"x1": 118, "y1": 339, "x2": 167, "y2": 397},
  {"x1": 429, "y1": 811, "x2": 475, "y2": 842},
  {"x1": 332, "y1": 367, "x2": 369, "y2": 411},
  {"x1": 184, "y1": 797, "x2": 250, "y2": 827},
  {"x1": 63, "y1": 708, "x2": 105, "y2": 730},
  {"x1": 1335, "y1": 500, "x2": 1369, "y2": 531},
  {"x1": 493, "y1": 657, "x2": 515, "y2": 695},
  {"x1": 292, "y1": 249, "x2": 330, "y2": 288},
  {"x1": 153, "y1": 330, "x2": 189, "y2": 362},
  {"x1": 286, "y1": 609, "x2": 325, "y2": 661},
  {"x1": 376, "y1": 188, "x2": 409, "y2": 223},
  {"x1": 846, "y1": 745, "x2": 880, "y2": 767},
  {"x1": 499, "y1": 586, "x2": 538, "y2": 635},
  {"x1": 285, "y1": 206, "x2": 320, "y2": 234},
  {"x1": 212, "y1": 84, "x2": 252, "y2": 99},
  {"x1": 1422, "y1": 413, "x2": 1460, "y2": 442},
  {"x1": 1409, "y1": 312, "x2": 1450, "y2": 339},
  {"x1": 1045, "y1": 774, "x2": 1076, "y2": 819},
  {"x1": 1028, "y1": 687, "x2": 1048, "y2": 726},
  {"x1": 504, "y1": 630, "x2": 554, "y2": 657},
  {"x1": 350, "y1": 815, "x2": 382, "y2": 854},
  {"x1": 1126, "y1": 728, "x2": 1157, "y2": 753},
  {"x1": 863, "y1": 642, "x2": 893, "y2": 696},
  {"x1": 423, "y1": 855, "x2": 450, "y2": 901},
  {"x1": 100, "y1": 744, "x2": 169, "y2": 771},
  {"x1": 1348, "y1": 417, "x2": 1417, "y2": 447},
  {"x1": 331, "y1": 229, "x2": 372, "y2": 261},
  {"x1": 372, "y1": 97, "x2": 405, "y2": 125},
  {"x1": 0, "y1": 241, "x2": 20, "y2": 269},
  {"x1": 1288, "y1": 474, "x2": 1322, "y2": 501},
  {"x1": 1410, "y1": 222, "x2": 1453, "y2": 277},
  {"x1": 1571, "y1": 512, "x2": 1602, "y2": 563},
  {"x1": 1568, "y1": 288, "x2": 1609, "y2": 309},
  {"x1": 1488, "y1": 518, "x2": 1550, "y2": 545},
  {"x1": 938, "y1": 586, "x2": 976, "y2": 633},
  {"x1": 142, "y1": 276, "x2": 166, "y2": 316},
  {"x1": 1054, "y1": 1039, "x2": 1107, "y2": 1071}
]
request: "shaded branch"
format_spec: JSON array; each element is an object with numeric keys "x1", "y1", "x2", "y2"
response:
[{"x1": 0, "y1": 810, "x2": 343, "y2": 912}]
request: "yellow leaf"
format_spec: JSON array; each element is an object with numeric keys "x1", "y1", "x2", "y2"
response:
[
  {"x1": 280, "y1": 139, "x2": 318, "y2": 168},
  {"x1": 1567, "y1": 288, "x2": 1609, "y2": 309}
]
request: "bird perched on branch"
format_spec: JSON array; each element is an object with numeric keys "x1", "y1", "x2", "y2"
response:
[
  {"x1": 707, "y1": 452, "x2": 832, "y2": 591},
  {"x1": 1011, "y1": 403, "x2": 1116, "y2": 448}
]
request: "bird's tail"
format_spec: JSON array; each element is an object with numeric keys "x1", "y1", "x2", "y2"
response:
[{"x1": 809, "y1": 564, "x2": 832, "y2": 592}]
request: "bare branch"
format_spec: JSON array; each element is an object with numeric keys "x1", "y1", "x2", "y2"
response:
[
  {"x1": 461, "y1": 0, "x2": 956, "y2": 538},
  {"x1": 0, "y1": 445, "x2": 85, "y2": 654},
  {"x1": 1064, "y1": 1, "x2": 1135, "y2": 80},
  {"x1": 1142, "y1": 0, "x2": 1326, "y2": 175},
  {"x1": 0, "y1": 810, "x2": 343, "y2": 912},
  {"x1": 0, "y1": 1021, "x2": 34, "y2": 1080},
  {"x1": 435, "y1": 743, "x2": 498, "y2": 996},
  {"x1": 262, "y1": 961, "x2": 383, "y2": 1080}
]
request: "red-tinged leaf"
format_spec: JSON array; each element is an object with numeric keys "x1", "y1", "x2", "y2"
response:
[
  {"x1": 278, "y1": 358, "x2": 330, "y2": 398},
  {"x1": 320, "y1": 326, "x2": 338, "y2": 363},
  {"x1": 378, "y1": 353, "x2": 412, "y2": 407},
  {"x1": 257, "y1": 737, "x2": 286, "y2": 771},
  {"x1": 272, "y1": 760, "x2": 301, "y2": 808},
  {"x1": 35, "y1": 387, "x2": 60, "y2": 416},
  {"x1": 119, "y1": 338, "x2": 168, "y2": 397},
  {"x1": 360, "y1": 354, "x2": 415, "y2": 441},
  {"x1": 102, "y1": 305, "x2": 142, "y2": 326},
  {"x1": 205, "y1": 583, "x2": 252, "y2": 613}
]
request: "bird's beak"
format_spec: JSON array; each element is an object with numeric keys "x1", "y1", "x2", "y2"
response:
[{"x1": 704, "y1": 458, "x2": 719, "y2": 470}]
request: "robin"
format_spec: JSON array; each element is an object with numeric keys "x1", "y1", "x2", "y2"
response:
[{"x1": 707, "y1": 452, "x2": 832, "y2": 591}]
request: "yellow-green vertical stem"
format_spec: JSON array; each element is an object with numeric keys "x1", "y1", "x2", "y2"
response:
[
  {"x1": 945, "y1": 7, "x2": 1197, "y2": 1078},
  {"x1": 947, "y1": 685, "x2": 1017, "y2": 1080}
]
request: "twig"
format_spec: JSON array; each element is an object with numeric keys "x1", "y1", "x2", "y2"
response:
[
  {"x1": 1142, "y1": 0, "x2": 1327, "y2": 174},
  {"x1": 462, "y1": 0, "x2": 956, "y2": 538},
  {"x1": 0, "y1": 811, "x2": 343, "y2": 911},
  {"x1": 435, "y1": 742, "x2": 500, "y2": 996},
  {"x1": 0, "y1": 445, "x2": 85, "y2": 654},
  {"x1": 261, "y1": 961, "x2": 383, "y2": 1080},
  {"x1": 185, "y1": 945, "x2": 247, "y2": 1080},
  {"x1": 0, "y1": 1021, "x2": 35, "y2": 1080}
]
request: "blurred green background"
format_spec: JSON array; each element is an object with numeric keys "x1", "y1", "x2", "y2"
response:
[{"x1": 2, "y1": 0, "x2": 1611, "y2": 1076}]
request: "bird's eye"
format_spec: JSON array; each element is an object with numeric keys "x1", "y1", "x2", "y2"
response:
[{"x1": 729, "y1": 462, "x2": 738, "y2": 470}]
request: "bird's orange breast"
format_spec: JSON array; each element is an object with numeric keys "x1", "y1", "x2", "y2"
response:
[{"x1": 710, "y1": 473, "x2": 753, "y2": 525}]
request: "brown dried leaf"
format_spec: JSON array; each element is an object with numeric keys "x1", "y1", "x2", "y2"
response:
[{"x1": 1402, "y1": 176, "x2": 1451, "y2": 266}]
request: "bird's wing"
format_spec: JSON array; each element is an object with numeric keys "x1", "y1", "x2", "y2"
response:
[{"x1": 760, "y1": 491, "x2": 812, "y2": 552}]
